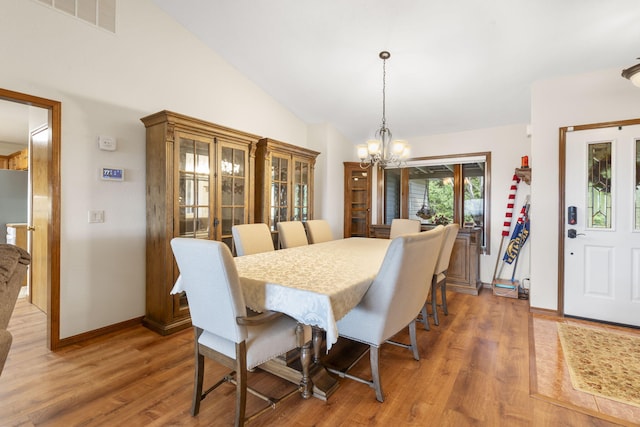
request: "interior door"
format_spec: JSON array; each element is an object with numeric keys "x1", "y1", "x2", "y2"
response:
[
  {"x1": 564, "y1": 125, "x2": 640, "y2": 326},
  {"x1": 29, "y1": 125, "x2": 49, "y2": 314}
]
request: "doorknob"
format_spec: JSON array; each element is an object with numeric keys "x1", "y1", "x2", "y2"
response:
[{"x1": 567, "y1": 229, "x2": 585, "y2": 238}]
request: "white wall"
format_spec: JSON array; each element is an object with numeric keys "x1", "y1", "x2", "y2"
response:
[
  {"x1": 0, "y1": 0, "x2": 313, "y2": 338},
  {"x1": 407, "y1": 124, "x2": 532, "y2": 285},
  {"x1": 7, "y1": 0, "x2": 637, "y2": 337},
  {"x1": 530, "y1": 68, "x2": 640, "y2": 311},
  {"x1": 308, "y1": 123, "x2": 354, "y2": 239}
]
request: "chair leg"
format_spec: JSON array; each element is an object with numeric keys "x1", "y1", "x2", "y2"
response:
[
  {"x1": 234, "y1": 342, "x2": 248, "y2": 427},
  {"x1": 441, "y1": 280, "x2": 448, "y2": 316},
  {"x1": 191, "y1": 328, "x2": 205, "y2": 416},
  {"x1": 420, "y1": 304, "x2": 430, "y2": 330},
  {"x1": 431, "y1": 276, "x2": 440, "y2": 326},
  {"x1": 408, "y1": 320, "x2": 419, "y2": 361},
  {"x1": 370, "y1": 345, "x2": 384, "y2": 402}
]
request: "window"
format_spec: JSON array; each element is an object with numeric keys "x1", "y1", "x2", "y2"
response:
[{"x1": 380, "y1": 152, "x2": 491, "y2": 252}]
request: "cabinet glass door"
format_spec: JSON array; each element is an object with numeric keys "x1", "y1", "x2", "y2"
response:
[
  {"x1": 293, "y1": 158, "x2": 310, "y2": 221},
  {"x1": 177, "y1": 135, "x2": 212, "y2": 239},
  {"x1": 270, "y1": 155, "x2": 289, "y2": 229},
  {"x1": 219, "y1": 142, "x2": 248, "y2": 249},
  {"x1": 349, "y1": 168, "x2": 369, "y2": 236}
]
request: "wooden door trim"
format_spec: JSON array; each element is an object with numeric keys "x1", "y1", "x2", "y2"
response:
[
  {"x1": 0, "y1": 88, "x2": 61, "y2": 350},
  {"x1": 557, "y1": 118, "x2": 640, "y2": 316}
]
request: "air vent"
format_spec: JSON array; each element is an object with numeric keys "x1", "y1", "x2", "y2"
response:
[{"x1": 35, "y1": 0, "x2": 116, "y2": 33}]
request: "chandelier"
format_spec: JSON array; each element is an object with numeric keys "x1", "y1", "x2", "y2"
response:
[
  {"x1": 622, "y1": 58, "x2": 640, "y2": 87},
  {"x1": 357, "y1": 51, "x2": 410, "y2": 169}
]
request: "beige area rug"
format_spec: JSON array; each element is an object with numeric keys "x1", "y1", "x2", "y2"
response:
[{"x1": 557, "y1": 323, "x2": 640, "y2": 408}]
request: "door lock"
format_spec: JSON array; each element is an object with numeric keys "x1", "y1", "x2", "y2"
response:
[{"x1": 567, "y1": 229, "x2": 585, "y2": 239}]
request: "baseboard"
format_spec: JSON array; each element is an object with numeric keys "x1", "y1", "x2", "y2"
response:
[
  {"x1": 529, "y1": 306, "x2": 560, "y2": 317},
  {"x1": 56, "y1": 316, "x2": 144, "y2": 348}
]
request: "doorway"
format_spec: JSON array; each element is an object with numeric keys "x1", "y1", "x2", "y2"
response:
[
  {"x1": 559, "y1": 118, "x2": 640, "y2": 327},
  {"x1": 0, "y1": 88, "x2": 61, "y2": 350}
]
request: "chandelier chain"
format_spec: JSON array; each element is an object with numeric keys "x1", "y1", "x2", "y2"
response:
[{"x1": 381, "y1": 56, "x2": 386, "y2": 129}]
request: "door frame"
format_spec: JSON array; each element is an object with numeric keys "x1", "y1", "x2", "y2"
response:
[
  {"x1": 0, "y1": 88, "x2": 61, "y2": 350},
  {"x1": 557, "y1": 117, "x2": 640, "y2": 315}
]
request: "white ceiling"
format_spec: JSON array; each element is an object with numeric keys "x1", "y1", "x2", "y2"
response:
[
  {"x1": 152, "y1": 0, "x2": 640, "y2": 142},
  {"x1": 3, "y1": 1, "x2": 639, "y2": 154}
]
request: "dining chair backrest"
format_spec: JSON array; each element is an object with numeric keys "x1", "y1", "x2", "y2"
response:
[
  {"x1": 276, "y1": 221, "x2": 308, "y2": 248},
  {"x1": 435, "y1": 223, "x2": 460, "y2": 276},
  {"x1": 170, "y1": 238, "x2": 247, "y2": 343},
  {"x1": 232, "y1": 223, "x2": 275, "y2": 256},
  {"x1": 356, "y1": 227, "x2": 444, "y2": 344},
  {"x1": 389, "y1": 218, "x2": 421, "y2": 239},
  {"x1": 304, "y1": 219, "x2": 333, "y2": 244},
  {"x1": 171, "y1": 238, "x2": 305, "y2": 423}
]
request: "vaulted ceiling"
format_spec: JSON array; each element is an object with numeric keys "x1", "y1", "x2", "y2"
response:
[
  {"x1": 153, "y1": 0, "x2": 640, "y2": 142},
  {"x1": 3, "y1": 1, "x2": 639, "y2": 154}
]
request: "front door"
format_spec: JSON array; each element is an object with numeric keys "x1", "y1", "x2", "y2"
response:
[{"x1": 564, "y1": 124, "x2": 640, "y2": 326}]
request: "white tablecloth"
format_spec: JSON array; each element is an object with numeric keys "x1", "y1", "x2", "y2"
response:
[{"x1": 234, "y1": 237, "x2": 390, "y2": 349}]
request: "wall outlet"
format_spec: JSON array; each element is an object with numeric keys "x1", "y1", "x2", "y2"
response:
[{"x1": 88, "y1": 210, "x2": 104, "y2": 223}]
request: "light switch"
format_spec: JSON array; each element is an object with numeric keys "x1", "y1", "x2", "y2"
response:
[{"x1": 88, "y1": 210, "x2": 104, "y2": 223}]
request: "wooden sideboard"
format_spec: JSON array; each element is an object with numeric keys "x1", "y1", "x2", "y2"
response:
[{"x1": 370, "y1": 224, "x2": 482, "y2": 295}]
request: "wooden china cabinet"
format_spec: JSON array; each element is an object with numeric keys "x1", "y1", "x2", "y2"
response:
[
  {"x1": 254, "y1": 138, "x2": 319, "y2": 245},
  {"x1": 141, "y1": 110, "x2": 259, "y2": 335},
  {"x1": 343, "y1": 162, "x2": 372, "y2": 237}
]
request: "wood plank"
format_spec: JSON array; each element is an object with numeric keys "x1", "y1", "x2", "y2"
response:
[{"x1": 0, "y1": 293, "x2": 630, "y2": 426}]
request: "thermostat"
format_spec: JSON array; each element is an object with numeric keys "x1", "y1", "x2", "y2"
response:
[{"x1": 101, "y1": 167, "x2": 124, "y2": 181}]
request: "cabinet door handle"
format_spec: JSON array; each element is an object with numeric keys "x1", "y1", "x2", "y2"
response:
[{"x1": 27, "y1": 225, "x2": 36, "y2": 231}]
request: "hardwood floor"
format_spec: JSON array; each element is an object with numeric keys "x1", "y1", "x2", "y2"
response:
[{"x1": 1, "y1": 290, "x2": 634, "y2": 426}]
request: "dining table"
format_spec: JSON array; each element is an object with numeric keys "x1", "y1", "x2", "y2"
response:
[{"x1": 234, "y1": 236, "x2": 391, "y2": 399}]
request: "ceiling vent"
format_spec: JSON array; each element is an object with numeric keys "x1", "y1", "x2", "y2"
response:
[{"x1": 35, "y1": 0, "x2": 116, "y2": 33}]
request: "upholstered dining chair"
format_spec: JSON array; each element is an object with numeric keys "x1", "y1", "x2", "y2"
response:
[
  {"x1": 389, "y1": 218, "x2": 421, "y2": 239},
  {"x1": 422, "y1": 223, "x2": 460, "y2": 327},
  {"x1": 170, "y1": 238, "x2": 307, "y2": 426},
  {"x1": 303, "y1": 219, "x2": 334, "y2": 244},
  {"x1": 232, "y1": 223, "x2": 275, "y2": 256},
  {"x1": 328, "y1": 227, "x2": 445, "y2": 402},
  {"x1": 276, "y1": 221, "x2": 308, "y2": 248}
]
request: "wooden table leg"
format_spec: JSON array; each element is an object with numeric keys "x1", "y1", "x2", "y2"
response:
[
  {"x1": 297, "y1": 323, "x2": 312, "y2": 399},
  {"x1": 312, "y1": 326, "x2": 323, "y2": 363},
  {"x1": 299, "y1": 341, "x2": 312, "y2": 399},
  {"x1": 309, "y1": 327, "x2": 339, "y2": 400},
  {"x1": 259, "y1": 324, "x2": 339, "y2": 401}
]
